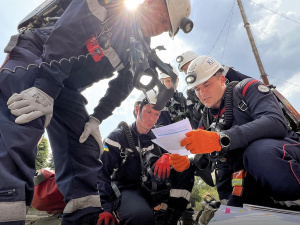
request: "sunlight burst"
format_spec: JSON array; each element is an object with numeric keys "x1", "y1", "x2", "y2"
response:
[{"x1": 125, "y1": 0, "x2": 144, "y2": 10}]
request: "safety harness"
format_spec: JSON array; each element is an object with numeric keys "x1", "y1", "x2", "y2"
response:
[
  {"x1": 111, "y1": 121, "x2": 172, "y2": 202},
  {"x1": 166, "y1": 93, "x2": 190, "y2": 123},
  {"x1": 201, "y1": 80, "x2": 300, "y2": 197}
]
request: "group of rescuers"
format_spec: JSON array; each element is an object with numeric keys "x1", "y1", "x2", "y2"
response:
[{"x1": 1, "y1": 0, "x2": 300, "y2": 225}]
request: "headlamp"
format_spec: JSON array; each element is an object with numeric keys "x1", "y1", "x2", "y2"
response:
[
  {"x1": 185, "y1": 72, "x2": 197, "y2": 84},
  {"x1": 180, "y1": 18, "x2": 194, "y2": 34},
  {"x1": 169, "y1": 18, "x2": 194, "y2": 37},
  {"x1": 176, "y1": 56, "x2": 183, "y2": 63}
]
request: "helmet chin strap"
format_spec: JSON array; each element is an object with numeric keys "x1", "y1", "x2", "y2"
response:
[{"x1": 138, "y1": 98, "x2": 148, "y2": 120}]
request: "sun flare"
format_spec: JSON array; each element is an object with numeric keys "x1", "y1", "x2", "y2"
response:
[{"x1": 125, "y1": 0, "x2": 144, "y2": 10}]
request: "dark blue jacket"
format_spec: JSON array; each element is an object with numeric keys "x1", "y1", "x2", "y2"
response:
[
  {"x1": 3, "y1": 0, "x2": 147, "y2": 122},
  {"x1": 98, "y1": 122, "x2": 168, "y2": 212},
  {"x1": 201, "y1": 77, "x2": 298, "y2": 168},
  {"x1": 223, "y1": 78, "x2": 292, "y2": 151}
]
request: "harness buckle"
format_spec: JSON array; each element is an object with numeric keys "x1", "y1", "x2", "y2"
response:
[{"x1": 238, "y1": 100, "x2": 248, "y2": 112}]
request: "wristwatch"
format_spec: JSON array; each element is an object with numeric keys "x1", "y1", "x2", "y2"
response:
[{"x1": 218, "y1": 132, "x2": 231, "y2": 150}]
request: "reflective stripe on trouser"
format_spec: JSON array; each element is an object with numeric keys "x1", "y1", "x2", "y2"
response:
[
  {"x1": 0, "y1": 66, "x2": 44, "y2": 224},
  {"x1": 232, "y1": 170, "x2": 246, "y2": 197},
  {"x1": 46, "y1": 88, "x2": 102, "y2": 223},
  {"x1": 169, "y1": 189, "x2": 191, "y2": 201},
  {"x1": 63, "y1": 195, "x2": 101, "y2": 214},
  {"x1": 167, "y1": 167, "x2": 195, "y2": 211},
  {"x1": 0, "y1": 201, "x2": 26, "y2": 223}
]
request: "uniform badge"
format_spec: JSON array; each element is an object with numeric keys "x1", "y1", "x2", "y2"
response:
[
  {"x1": 257, "y1": 85, "x2": 270, "y2": 93},
  {"x1": 103, "y1": 145, "x2": 109, "y2": 152},
  {"x1": 105, "y1": 0, "x2": 111, "y2": 3}
]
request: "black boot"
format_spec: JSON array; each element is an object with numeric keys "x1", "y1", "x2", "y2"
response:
[{"x1": 163, "y1": 208, "x2": 183, "y2": 225}]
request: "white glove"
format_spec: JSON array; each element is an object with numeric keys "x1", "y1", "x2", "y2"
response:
[
  {"x1": 7, "y1": 87, "x2": 54, "y2": 128},
  {"x1": 79, "y1": 116, "x2": 104, "y2": 154}
]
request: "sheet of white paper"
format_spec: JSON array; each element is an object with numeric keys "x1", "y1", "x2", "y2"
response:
[
  {"x1": 151, "y1": 119, "x2": 192, "y2": 156},
  {"x1": 210, "y1": 204, "x2": 300, "y2": 224}
]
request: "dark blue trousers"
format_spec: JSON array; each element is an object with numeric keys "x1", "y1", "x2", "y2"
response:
[
  {"x1": 228, "y1": 138, "x2": 300, "y2": 208},
  {"x1": 115, "y1": 167, "x2": 194, "y2": 225},
  {"x1": 0, "y1": 41, "x2": 102, "y2": 225},
  {"x1": 47, "y1": 88, "x2": 102, "y2": 224},
  {"x1": 244, "y1": 138, "x2": 300, "y2": 201}
]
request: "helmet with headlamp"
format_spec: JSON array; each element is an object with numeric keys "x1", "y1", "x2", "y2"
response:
[
  {"x1": 186, "y1": 56, "x2": 222, "y2": 89},
  {"x1": 176, "y1": 51, "x2": 198, "y2": 72},
  {"x1": 166, "y1": 0, "x2": 194, "y2": 37}
]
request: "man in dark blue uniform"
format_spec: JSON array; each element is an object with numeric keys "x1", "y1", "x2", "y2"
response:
[
  {"x1": 156, "y1": 67, "x2": 197, "y2": 225},
  {"x1": 0, "y1": 0, "x2": 193, "y2": 224},
  {"x1": 171, "y1": 55, "x2": 300, "y2": 209},
  {"x1": 156, "y1": 67, "x2": 190, "y2": 127},
  {"x1": 176, "y1": 50, "x2": 250, "y2": 129},
  {"x1": 98, "y1": 90, "x2": 194, "y2": 225}
]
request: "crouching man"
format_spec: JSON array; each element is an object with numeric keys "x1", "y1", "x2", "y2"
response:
[
  {"x1": 171, "y1": 55, "x2": 300, "y2": 209},
  {"x1": 97, "y1": 90, "x2": 195, "y2": 225}
]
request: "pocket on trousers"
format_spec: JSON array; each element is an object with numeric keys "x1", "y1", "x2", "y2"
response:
[{"x1": 0, "y1": 188, "x2": 17, "y2": 200}]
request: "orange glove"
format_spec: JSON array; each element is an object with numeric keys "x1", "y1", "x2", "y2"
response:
[
  {"x1": 169, "y1": 154, "x2": 190, "y2": 172},
  {"x1": 180, "y1": 130, "x2": 221, "y2": 154}
]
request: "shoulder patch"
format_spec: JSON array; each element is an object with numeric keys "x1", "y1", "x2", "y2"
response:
[
  {"x1": 257, "y1": 84, "x2": 270, "y2": 93},
  {"x1": 103, "y1": 145, "x2": 109, "y2": 152}
]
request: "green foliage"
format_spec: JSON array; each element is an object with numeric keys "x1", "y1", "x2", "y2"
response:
[
  {"x1": 47, "y1": 152, "x2": 55, "y2": 170},
  {"x1": 35, "y1": 136, "x2": 49, "y2": 171},
  {"x1": 191, "y1": 176, "x2": 219, "y2": 210}
]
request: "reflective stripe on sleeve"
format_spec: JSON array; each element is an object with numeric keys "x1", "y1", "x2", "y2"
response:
[
  {"x1": 86, "y1": 0, "x2": 107, "y2": 22},
  {"x1": 0, "y1": 201, "x2": 26, "y2": 222},
  {"x1": 63, "y1": 195, "x2": 101, "y2": 214},
  {"x1": 102, "y1": 47, "x2": 124, "y2": 71},
  {"x1": 105, "y1": 138, "x2": 121, "y2": 149},
  {"x1": 170, "y1": 189, "x2": 191, "y2": 201}
]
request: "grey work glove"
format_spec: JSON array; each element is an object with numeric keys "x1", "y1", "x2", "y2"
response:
[
  {"x1": 7, "y1": 87, "x2": 53, "y2": 128},
  {"x1": 79, "y1": 116, "x2": 104, "y2": 154},
  {"x1": 200, "y1": 205, "x2": 218, "y2": 225}
]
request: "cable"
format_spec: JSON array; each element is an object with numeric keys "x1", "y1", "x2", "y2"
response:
[
  {"x1": 246, "y1": 0, "x2": 300, "y2": 25},
  {"x1": 268, "y1": 75, "x2": 300, "y2": 88},
  {"x1": 221, "y1": 0, "x2": 236, "y2": 63},
  {"x1": 207, "y1": 0, "x2": 236, "y2": 56}
]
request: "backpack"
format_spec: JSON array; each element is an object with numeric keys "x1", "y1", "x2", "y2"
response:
[{"x1": 31, "y1": 169, "x2": 66, "y2": 215}]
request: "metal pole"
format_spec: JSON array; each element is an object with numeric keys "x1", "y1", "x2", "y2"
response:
[{"x1": 237, "y1": 0, "x2": 269, "y2": 85}]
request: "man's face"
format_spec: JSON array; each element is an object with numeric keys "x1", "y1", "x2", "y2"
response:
[
  {"x1": 162, "y1": 77, "x2": 178, "y2": 92},
  {"x1": 193, "y1": 74, "x2": 226, "y2": 109},
  {"x1": 182, "y1": 61, "x2": 191, "y2": 75},
  {"x1": 135, "y1": 104, "x2": 161, "y2": 134},
  {"x1": 139, "y1": 0, "x2": 171, "y2": 37}
]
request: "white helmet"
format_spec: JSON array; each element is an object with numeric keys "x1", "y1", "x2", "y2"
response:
[
  {"x1": 176, "y1": 51, "x2": 199, "y2": 72},
  {"x1": 136, "y1": 89, "x2": 158, "y2": 105},
  {"x1": 166, "y1": 0, "x2": 193, "y2": 37},
  {"x1": 159, "y1": 66, "x2": 179, "y2": 80},
  {"x1": 186, "y1": 56, "x2": 222, "y2": 89}
]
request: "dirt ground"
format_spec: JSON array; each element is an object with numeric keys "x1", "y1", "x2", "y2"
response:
[{"x1": 25, "y1": 210, "x2": 48, "y2": 225}]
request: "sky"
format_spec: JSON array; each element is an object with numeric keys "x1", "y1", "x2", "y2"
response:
[{"x1": 1, "y1": 0, "x2": 300, "y2": 140}]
